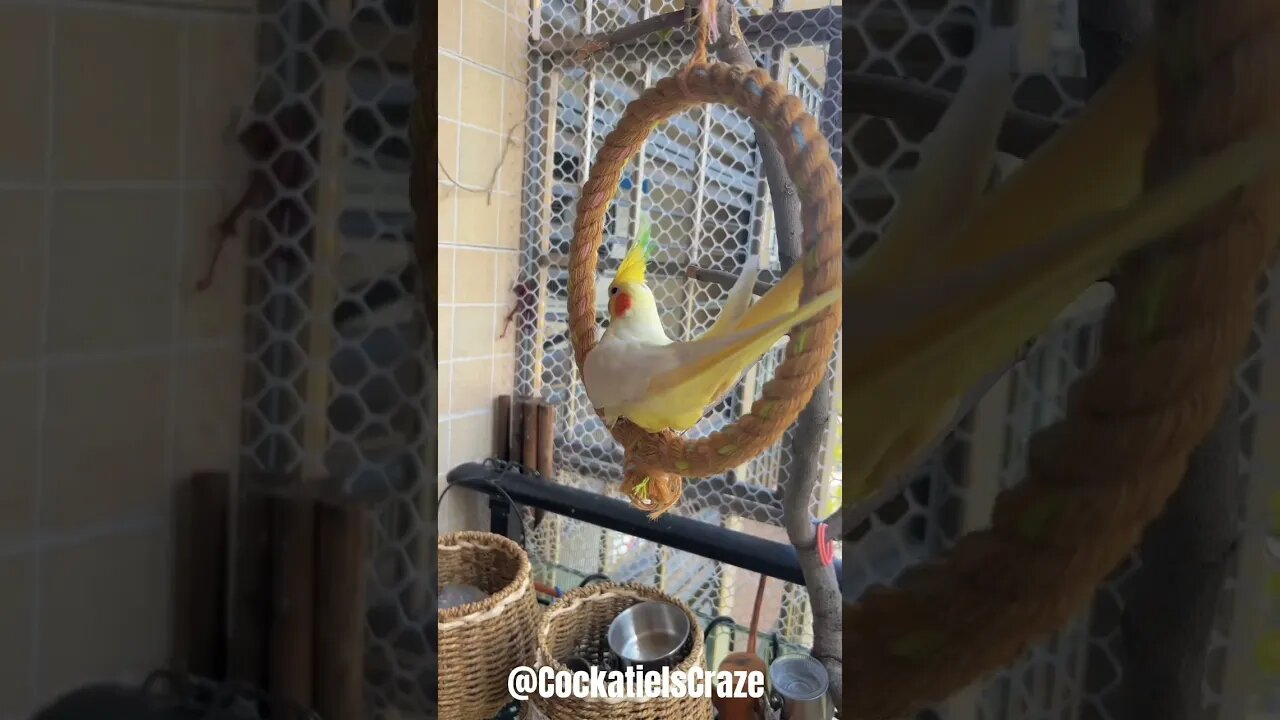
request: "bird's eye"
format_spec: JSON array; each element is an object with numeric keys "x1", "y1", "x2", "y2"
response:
[{"x1": 609, "y1": 287, "x2": 618, "y2": 295}]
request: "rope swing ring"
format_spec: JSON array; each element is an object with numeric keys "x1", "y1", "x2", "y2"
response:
[{"x1": 566, "y1": 4, "x2": 842, "y2": 517}]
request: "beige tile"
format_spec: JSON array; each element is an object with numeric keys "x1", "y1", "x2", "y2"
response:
[
  {"x1": 180, "y1": 190, "x2": 244, "y2": 342},
  {"x1": 185, "y1": 16, "x2": 256, "y2": 182},
  {"x1": 438, "y1": 480, "x2": 486, "y2": 534},
  {"x1": 438, "y1": 54, "x2": 460, "y2": 121},
  {"x1": 448, "y1": 410, "x2": 494, "y2": 466},
  {"x1": 495, "y1": 131, "x2": 524, "y2": 194},
  {"x1": 0, "y1": 553, "x2": 34, "y2": 718},
  {"x1": 496, "y1": 194, "x2": 522, "y2": 249},
  {"x1": 39, "y1": 528, "x2": 171, "y2": 700},
  {"x1": 0, "y1": 191, "x2": 46, "y2": 363},
  {"x1": 438, "y1": 0, "x2": 461, "y2": 53},
  {"x1": 0, "y1": 6, "x2": 49, "y2": 180},
  {"x1": 505, "y1": 16, "x2": 529, "y2": 77},
  {"x1": 437, "y1": 363, "x2": 452, "y2": 419},
  {"x1": 456, "y1": 192, "x2": 499, "y2": 247},
  {"x1": 453, "y1": 305, "x2": 497, "y2": 359},
  {"x1": 494, "y1": 251, "x2": 519, "y2": 302},
  {"x1": 54, "y1": 11, "x2": 181, "y2": 181},
  {"x1": 460, "y1": 64, "x2": 503, "y2": 132},
  {"x1": 449, "y1": 357, "x2": 492, "y2": 414},
  {"x1": 0, "y1": 370, "x2": 40, "y2": 548},
  {"x1": 438, "y1": 305, "x2": 454, "y2": 360},
  {"x1": 502, "y1": 78, "x2": 525, "y2": 135},
  {"x1": 457, "y1": 126, "x2": 501, "y2": 188},
  {"x1": 436, "y1": 420, "x2": 450, "y2": 475},
  {"x1": 174, "y1": 349, "x2": 241, "y2": 479},
  {"x1": 493, "y1": 306, "x2": 517, "y2": 358},
  {"x1": 493, "y1": 353, "x2": 516, "y2": 396},
  {"x1": 461, "y1": 0, "x2": 507, "y2": 71},
  {"x1": 47, "y1": 190, "x2": 177, "y2": 353},
  {"x1": 438, "y1": 183, "x2": 457, "y2": 243},
  {"x1": 42, "y1": 357, "x2": 172, "y2": 532},
  {"x1": 437, "y1": 246, "x2": 454, "y2": 304},
  {"x1": 506, "y1": 0, "x2": 532, "y2": 23},
  {"x1": 454, "y1": 248, "x2": 496, "y2": 303},
  {"x1": 438, "y1": 119, "x2": 459, "y2": 180}
]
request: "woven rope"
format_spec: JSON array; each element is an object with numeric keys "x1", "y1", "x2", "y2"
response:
[
  {"x1": 844, "y1": 2, "x2": 1280, "y2": 717},
  {"x1": 526, "y1": 582, "x2": 714, "y2": 719},
  {"x1": 566, "y1": 22, "x2": 842, "y2": 509},
  {"x1": 438, "y1": 532, "x2": 540, "y2": 719}
]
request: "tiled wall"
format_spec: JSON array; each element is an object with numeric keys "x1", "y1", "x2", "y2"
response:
[
  {"x1": 437, "y1": 0, "x2": 528, "y2": 534},
  {"x1": 0, "y1": 2, "x2": 253, "y2": 716}
]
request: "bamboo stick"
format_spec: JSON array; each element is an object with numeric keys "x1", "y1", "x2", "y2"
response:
[
  {"x1": 314, "y1": 502, "x2": 369, "y2": 719},
  {"x1": 521, "y1": 400, "x2": 539, "y2": 471},
  {"x1": 187, "y1": 472, "x2": 231, "y2": 679},
  {"x1": 270, "y1": 498, "x2": 317, "y2": 705},
  {"x1": 228, "y1": 490, "x2": 272, "y2": 687}
]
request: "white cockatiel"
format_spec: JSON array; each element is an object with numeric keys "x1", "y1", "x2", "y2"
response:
[{"x1": 581, "y1": 217, "x2": 839, "y2": 433}]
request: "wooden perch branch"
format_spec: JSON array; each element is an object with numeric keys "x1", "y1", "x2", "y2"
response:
[
  {"x1": 849, "y1": 73, "x2": 1062, "y2": 158},
  {"x1": 686, "y1": 265, "x2": 777, "y2": 296},
  {"x1": 560, "y1": 8, "x2": 693, "y2": 63},
  {"x1": 536, "y1": 6, "x2": 840, "y2": 60}
]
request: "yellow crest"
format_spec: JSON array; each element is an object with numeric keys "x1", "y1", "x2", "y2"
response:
[{"x1": 613, "y1": 215, "x2": 653, "y2": 286}]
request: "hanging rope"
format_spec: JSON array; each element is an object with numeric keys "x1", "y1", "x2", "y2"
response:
[
  {"x1": 566, "y1": 0, "x2": 842, "y2": 515},
  {"x1": 844, "y1": 1, "x2": 1280, "y2": 716}
]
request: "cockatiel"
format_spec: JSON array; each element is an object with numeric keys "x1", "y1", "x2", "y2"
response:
[
  {"x1": 581, "y1": 216, "x2": 839, "y2": 433},
  {"x1": 842, "y1": 25, "x2": 1280, "y2": 506}
]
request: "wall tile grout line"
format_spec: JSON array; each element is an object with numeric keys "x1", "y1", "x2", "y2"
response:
[
  {"x1": 6, "y1": 3, "x2": 254, "y2": 707},
  {"x1": 0, "y1": 338, "x2": 239, "y2": 375},
  {"x1": 162, "y1": 20, "x2": 192, "y2": 656},
  {"x1": 0, "y1": 516, "x2": 169, "y2": 562},
  {"x1": 0, "y1": 0, "x2": 253, "y2": 20},
  {"x1": 29, "y1": 5, "x2": 56, "y2": 703},
  {"x1": 0, "y1": 179, "x2": 231, "y2": 191}
]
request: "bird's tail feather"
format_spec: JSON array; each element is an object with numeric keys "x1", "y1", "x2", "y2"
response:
[
  {"x1": 646, "y1": 288, "x2": 839, "y2": 402},
  {"x1": 702, "y1": 255, "x2": 762, "y2": 342},
  {"x1": 846, "y1": 130, "x2": 1280, "y2": 448}
]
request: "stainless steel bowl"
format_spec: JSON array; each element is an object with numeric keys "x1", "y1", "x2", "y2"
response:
[
  {"x1": 770, "y1": 654, "x2": 833, "y2": 720},
  {"x1": 606, "y1": 600, "x2": 691, "y2": 669}
]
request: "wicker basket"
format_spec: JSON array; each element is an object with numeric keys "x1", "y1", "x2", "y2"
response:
[
  {"x1": 524, "y1": 582, "x2": 715, "y2": 720},
  {"x1": 438, "y1": 531, "x2": 540, "y2": 719}
]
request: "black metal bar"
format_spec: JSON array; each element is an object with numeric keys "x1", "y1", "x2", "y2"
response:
[
  {"x1": 553, "y1": 440, "x2": 783, "y2": 524},
  {"x1": 489, "y1": 494, "x2": 513, "y2": 539},
  {"x1": 447, "y1": 462, "x2": 843, "y2": 590}
]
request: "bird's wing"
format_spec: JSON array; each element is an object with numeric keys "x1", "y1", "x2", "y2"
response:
[
  {"x1": 850, "y1": 30, "x2": 1015, "y2": 294},
  {"x1": 643, "y1": 288, "x2": 840, "y2": 402},
  {"x1": 931, "y1": 40, "x2": 1162, "y2": 272},
  {"x1": 581, "y1": 338, "x2": 681, "y2": 411},
  {"x1": 845, "y1": 132, "x2": 1280, "y2": 453},
  {"x1": 727, "y1": 257, "x2": 805, "y2": 333},
  {"x1": 701, "y1": 255, "x2": 761, "y2": 341}
]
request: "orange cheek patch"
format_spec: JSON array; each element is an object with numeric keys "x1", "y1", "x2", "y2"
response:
[{"x1": 611, "y1": 293, "x2": 632, "y2": 318}]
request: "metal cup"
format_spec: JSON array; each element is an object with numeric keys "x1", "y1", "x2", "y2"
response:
[
  {"x1": 770, "y1": 654, "x2": 833, "y2": 720},
  {"x1": 606, "y1": 600, "x2": 691, "y2": 670}
]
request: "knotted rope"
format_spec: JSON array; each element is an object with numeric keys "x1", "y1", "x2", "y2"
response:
[
  {"x1": 567, "y1": 0, "x2": 842, "y2": 515},
  {"x1": 844, "y1": 2, "x2": 1280, "y2": 716}
]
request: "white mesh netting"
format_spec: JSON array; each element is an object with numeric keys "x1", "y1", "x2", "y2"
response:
[
  {"x1": 507, "y1": 0, "x2": 843, "y2": 661},
  {"x1": 232, "y1": 0, "x2": 425, "y2": 716}
]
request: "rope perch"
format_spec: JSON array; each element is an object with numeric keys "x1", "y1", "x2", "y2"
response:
[{"x1": 566, "y1": 4, "x2": 842, "y2": 515}]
